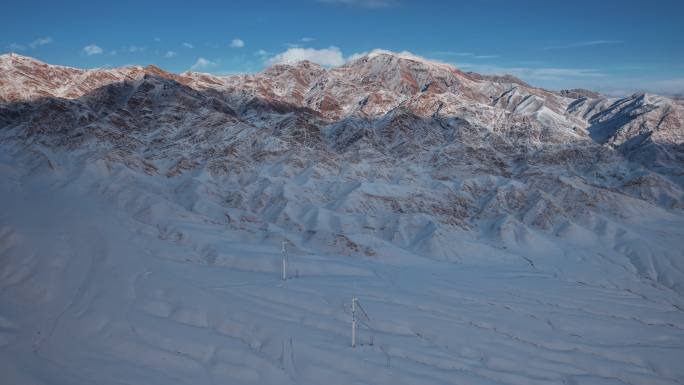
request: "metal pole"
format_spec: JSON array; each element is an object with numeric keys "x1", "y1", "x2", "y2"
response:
[
  {"x1": 352, "y1": 297, "x2": 357, "y2": 348},
  {"x1": 281, "y1": 239, "x2": 287, "y2": 281}
]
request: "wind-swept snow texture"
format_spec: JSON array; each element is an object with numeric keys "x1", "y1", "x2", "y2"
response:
[{"x1": 1, "y1": 52, "x2": 684, "y2": 384}]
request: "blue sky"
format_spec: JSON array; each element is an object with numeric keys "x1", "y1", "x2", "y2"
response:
[{"x1": 2, "y1": 0, "x2": 683, "y2": 95}]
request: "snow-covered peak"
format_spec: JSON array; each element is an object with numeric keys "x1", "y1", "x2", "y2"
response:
[
  {"x1": 346, "y1": 49, "x2": 454, "y2": 71},
  {"x1": 0, "y1": 52, "x2": 58, "y2": 67}
]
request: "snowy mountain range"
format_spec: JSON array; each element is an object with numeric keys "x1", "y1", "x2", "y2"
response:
[{"x1": 1, "y1": 52, "x2": 684, "y2": 385}]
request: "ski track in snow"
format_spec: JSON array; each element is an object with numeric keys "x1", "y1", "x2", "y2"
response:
[{"x1": 1, "y1": 152, "x2": 684, "y2": 385}]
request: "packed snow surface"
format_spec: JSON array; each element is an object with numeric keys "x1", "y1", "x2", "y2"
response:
[{"x1": 1, "y1": 148, "x2": 684, "y2": 385}]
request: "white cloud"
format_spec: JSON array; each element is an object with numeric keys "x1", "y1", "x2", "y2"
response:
[
  {"x1": 346, "y1": 49, "x2": 434, "y2": 64},
  {"x1": 543, "y1": 40, "x2": 623, "y2": 50},
  {"x1": 446, "y1": 60, "x2": 616, "y2": 91},
  {"x1": 317, "y1": 0, "x2": 396, "y2": 8},
  {"x1": 82, "y1": 44, "x2": 103, "y2": 56},
  {"x1": 153, "y1": 37, "x2": 161, "y2": 42},
  {"x1": 230, "y1": 38, "x2": 245, "y2": 48},
  {"x1": 346, "y1": 51, "x2": 369, "y2": 62},
  {"x1": 190, "y1": 57, "x2": 217, "y2": 70},
  {"x1": 127, "y1": 45, "x2": 145, "y2": 53},
  {"x1": 300, "y1": 37, "x2": 315, "y2": 42},
  {"x1": 593, "y1": 78, "x2": 684, "y2": 97},
  {"x1": 8, "y1": 36, "x2": 53, "y2": 51},
  {"x1": 164, "y1": 51, "x2": 177, "y2": 58},
  {"x1": 7, "y1": 43, "x2": 25, "y2": 50},
  {"x1": 267, "y1": 47, "x2": 418, "y2": 67},
  {"x1": 28, "y1": 36, "x2": 53, "y2": 48},
  {"x1": 182, "y1": 42, "x2": 194, "y2": 49},
  {"x1": 531, "y1": 68, "x2": 606, "y2": 78},
  {"x1": 453, "y1": 62, "x2": 607, "y2": 81},
  {"x1": 432, "y1": 51, "x2": 474, "y2": 57},
  {"x1": 639, "y1": 78, "x2": 684, "y2": 96},
  {"x1": 255, "y1": 49, "x2": 269, "y2": 56},
  {"x1": 266, "y1": 46, "x2": 345, "y2": 66},
  {"x1": 431, "y1": 51, "x2": 498, "y2": 59}
]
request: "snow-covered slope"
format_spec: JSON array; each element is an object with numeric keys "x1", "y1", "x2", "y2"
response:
[{"x1": 1, "y1": 52, "x2": 684, "y2": 385}]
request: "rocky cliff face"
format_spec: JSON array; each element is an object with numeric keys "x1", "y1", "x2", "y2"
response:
[{"x1": 1, "y1": 51, "x2": 683, "y2": 290}]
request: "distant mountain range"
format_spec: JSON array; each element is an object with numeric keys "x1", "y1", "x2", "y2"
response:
[{"x1": 2, "y1": 50, "x2": 684, "y2": 385}]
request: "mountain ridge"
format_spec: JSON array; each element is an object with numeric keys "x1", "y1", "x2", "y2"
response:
[
  {"x1": 2, "y1": 51, "x2": 684, "y2": 385},
  {"x1": 1, "y1": 51, "x2": 683, "y2": 284}
]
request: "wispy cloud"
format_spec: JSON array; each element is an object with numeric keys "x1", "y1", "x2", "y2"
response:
[
  {"x1": 316, "y1": 0, "x2": 396, "y2": 8},
  {"x1": 284, "y1": 39, "x2": 315, "y2": 49},
  {"x1": 453, "y1": 62, "x2": 607, "y2": 80},
  {"x1": 164, "y1": 51, "x2": 177, "y2": 58},
  {"x1": 432, "y1": 51, "x2": 474, "y2": 57},
  {"x1": 639, "y1": 78, "x2": 684, "y2": 96},
  {"x1": 230, "y1": 38, "x2": 245, "y2": 48},
  {"x1": 190, "y1": 57, "x2": 217, "y2": 70},
  {"x1": 266, "y1": 46, "x2": 345, "y2": 66},
  {"x1": 595, "y1": 78, "x2": 684, "y2": 97},
  {"x1": 527, "y1": 67, "x2": 607, "y2": 78},
  {"x1": 432, "y1": 51, "x2": 498, "y2": 59},
  {"x1": 126, "y1": 45, "x2": 146, "y2": 53},
  {"x1": 82, "y1": 44, "x2": 103, "y2": 56},
  {"x1": 29, "y1": 36, "x2": 53, "y2": 49},
  {"x1": 7, "y1": 36, "x2": 53, "y2": 51},
  {"x1": 182, "y1": 42, "x2": 194, "y2": 49},
  {"x1": 543, "y1": 40, "x2": 623, "y2": 50}
]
